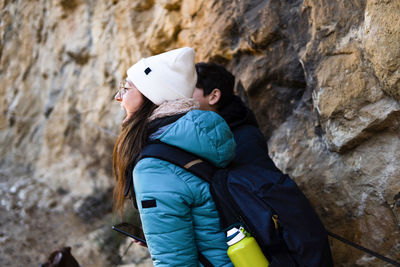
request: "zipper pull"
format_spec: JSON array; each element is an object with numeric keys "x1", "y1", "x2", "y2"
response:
[{"x1": 272, "y1": 214, "x2": 279, "y2": 230}]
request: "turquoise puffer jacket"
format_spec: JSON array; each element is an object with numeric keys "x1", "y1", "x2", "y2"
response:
[{"x1": 133, "y1": 110, "x2": 236, "y2": 266}]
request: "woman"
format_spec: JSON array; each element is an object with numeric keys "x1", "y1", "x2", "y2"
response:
[{"x1": 113, "y1": 47, "x2": 235, "y2": 266}]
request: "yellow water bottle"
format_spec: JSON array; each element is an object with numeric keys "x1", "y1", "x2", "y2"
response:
[{"x1": 227, "y1": 227, "x2": 269, "y2": 267}]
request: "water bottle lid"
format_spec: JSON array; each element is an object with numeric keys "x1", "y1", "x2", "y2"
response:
[{"x1": 226, "y1": 227, "x2": 245, "y2": 246}]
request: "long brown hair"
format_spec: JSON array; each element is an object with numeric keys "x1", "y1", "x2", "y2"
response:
[{"x1": 113, "y1": 97, "x2": 157, "y2": 214}]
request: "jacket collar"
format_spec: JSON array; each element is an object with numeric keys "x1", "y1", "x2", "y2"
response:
[{"x1": 219, "y1": 96, "x2": 259, "y2": 129}]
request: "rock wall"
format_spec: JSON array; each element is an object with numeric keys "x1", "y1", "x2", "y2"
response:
[{"x1": 0, "y1": 0, "x2": 399, "y2": 266}]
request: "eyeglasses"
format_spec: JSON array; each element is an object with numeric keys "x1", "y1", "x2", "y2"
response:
[{"x1": 116, "y1": 80, "x2": 134, "y2": 97}]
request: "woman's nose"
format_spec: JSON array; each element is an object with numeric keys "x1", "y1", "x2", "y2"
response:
[{"x1": 115, "y1": 91, "x2": 122, "y2": 102}]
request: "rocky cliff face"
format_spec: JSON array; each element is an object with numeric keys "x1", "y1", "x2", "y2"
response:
[{"x1": 1, "y1": 0, "x2": 399, "y2": 266}]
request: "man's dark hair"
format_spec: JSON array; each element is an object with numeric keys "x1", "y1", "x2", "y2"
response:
[{"x1": 195, "y1": 62, "x2": 235, "y2": 110}]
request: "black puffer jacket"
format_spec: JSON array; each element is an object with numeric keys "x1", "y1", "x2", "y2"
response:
[{"x1": 219, "y1": 96, "x2": 280, "y2": 171}]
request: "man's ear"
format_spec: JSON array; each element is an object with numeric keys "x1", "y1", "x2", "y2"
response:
[{"x1": 208, "y1": 88, "x2": 221, "y2": 106}]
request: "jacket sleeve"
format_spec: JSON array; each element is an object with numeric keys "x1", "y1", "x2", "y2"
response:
[{"x1": 133, "y1": 157, "x2": 198, "y2": 266}]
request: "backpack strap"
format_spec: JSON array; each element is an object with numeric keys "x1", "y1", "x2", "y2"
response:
[
  {"x1": 140, "y1": 140, "x2": 248, "y2": 229},
  {"x1": 139, "y1": 140, "x2": 217, "y2": 182},
  {"x1": 138, "y1": 141, "x2": 216, "y2": 267},
  {"x1": 327, "y1": 232, "x2": 400, "y2": 266},
  {"x1": 198, "y1": 252, "x2": 214, "y2": 267}
]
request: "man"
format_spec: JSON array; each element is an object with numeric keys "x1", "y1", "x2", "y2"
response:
[
  {"x1": 193, "y1": 62, "x2": 333, "y2": 267},
  {"x1": 193, "y1": 62, "x2": 279, "y2": 170}
]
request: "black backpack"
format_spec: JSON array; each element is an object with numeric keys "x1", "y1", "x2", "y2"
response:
[{"x1": 139, "y1": 140, "x2": 333, "y2": 267}]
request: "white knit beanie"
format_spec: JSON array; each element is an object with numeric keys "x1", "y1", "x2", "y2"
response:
[{"x1": 126, "y1": 47, "x2": 197, "y2": 105}]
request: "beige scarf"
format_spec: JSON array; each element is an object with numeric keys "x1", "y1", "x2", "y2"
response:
[{"x1": 149, "y1": 98, "x2": 200, "y2": 121}]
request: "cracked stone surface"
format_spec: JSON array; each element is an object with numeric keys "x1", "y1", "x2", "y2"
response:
[{"x1": 1, "y1": 0, "x2": 399, "y2": 265}]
